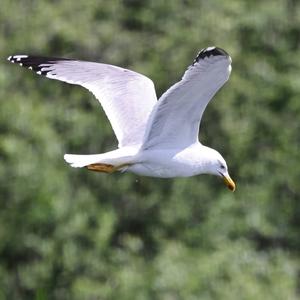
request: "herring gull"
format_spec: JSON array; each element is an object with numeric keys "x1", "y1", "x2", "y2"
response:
[{"x1": 8, "y1": 46, "x2": 235, "y2": 191}]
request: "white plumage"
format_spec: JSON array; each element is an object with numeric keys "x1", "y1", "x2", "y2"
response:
[{"x1": 8, "y1": 47, "x2": 236, "y2": 191}]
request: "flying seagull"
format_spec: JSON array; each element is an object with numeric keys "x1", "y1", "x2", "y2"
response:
[{"x1": 7, "y1": 46, "x2": 235, "y2": 191}]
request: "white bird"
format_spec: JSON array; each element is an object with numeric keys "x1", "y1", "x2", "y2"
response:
[{"x1": 8, "y1": 46, "x2": 235, "y2": 191}]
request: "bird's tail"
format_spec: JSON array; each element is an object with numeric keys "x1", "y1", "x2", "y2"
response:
[
  {"x1": 64, "y1": 153, "x2": 105, "y2": 168},
  {"x1": 64, "y1": 148, "x2": 137, "y2": 172}
]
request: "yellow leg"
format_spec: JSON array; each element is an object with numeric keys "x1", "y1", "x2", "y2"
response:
[
  {"x1": 86, "y1": 163, "x2": 131, "y2": 173},
  {"x1": 86, "y1": 163, "x2": 115, "y2": 173}
]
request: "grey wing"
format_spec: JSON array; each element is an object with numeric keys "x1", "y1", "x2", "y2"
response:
[
  {"x1": 141, "y1": 47, "x2": 232, "y2": 150},
  {"x1": 7, "y1": 55, "x2": 157, "y2": 148}
]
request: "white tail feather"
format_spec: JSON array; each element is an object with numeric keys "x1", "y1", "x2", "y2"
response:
[
  {"x1": 64, "y1": 147, "x2": 138, "y2": 169},
  {"x1": 64, "y1": 154, "x2": 104, "y2": 168}
]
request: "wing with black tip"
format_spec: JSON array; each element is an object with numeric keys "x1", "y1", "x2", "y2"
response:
[
  {"x1": 7, "y1": 55, "x2": 157, "y2": 148},
  {"x1": 141, "y1": 47, "x2": 232, "y2": 150}
]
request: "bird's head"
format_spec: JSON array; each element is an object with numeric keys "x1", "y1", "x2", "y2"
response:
[
  {"x1": 215, "y1": 157, "x2": 236, "y2": 192},
  {"x1": 202, "y1": 147, "x2": 236, "y2": 192}
]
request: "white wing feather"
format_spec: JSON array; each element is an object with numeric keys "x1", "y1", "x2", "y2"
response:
[
  {"x1": 8, "y1": 55, "x2": 157, "y2": 148},
  {"x1": 141, "y1": 47, "x2": 231, "y2": 150}
]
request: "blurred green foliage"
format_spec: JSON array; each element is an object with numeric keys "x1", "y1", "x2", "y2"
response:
[{"x1": 1, "y1": 0, "x2": 300, "y2": 299}]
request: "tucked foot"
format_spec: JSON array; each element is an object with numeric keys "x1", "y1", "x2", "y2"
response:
[
  {"x1": 86, "y1": 163, "x2": 131, "y2": 173},
  {"x1": 86, "y1": 163, "x2": 116, "y2": 173}
]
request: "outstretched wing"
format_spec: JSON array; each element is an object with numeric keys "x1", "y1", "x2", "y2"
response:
[
  {"x1": 141, "y1": 47, "x2": 232, "y2": 150},
  {"x1": 7, "y1": 55, "x2": 157, "y2": 148}
]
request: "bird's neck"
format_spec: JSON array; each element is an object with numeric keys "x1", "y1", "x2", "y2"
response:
[{"x1": 193, "y1": 144, "x2": 220, "y2": 174}]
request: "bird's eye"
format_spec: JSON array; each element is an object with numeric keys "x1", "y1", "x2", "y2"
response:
[{"x1": 220, "y1": 165, "x2": 225, "y2": 170}]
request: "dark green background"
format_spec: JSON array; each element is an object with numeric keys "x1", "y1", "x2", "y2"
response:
[{"x1": 1, "y1": 0, "x2": 299, "y2": 299}]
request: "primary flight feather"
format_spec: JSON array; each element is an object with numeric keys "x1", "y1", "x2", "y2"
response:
[{"x1": 8, "y1": 46, "x2": 235, "y2": 191}]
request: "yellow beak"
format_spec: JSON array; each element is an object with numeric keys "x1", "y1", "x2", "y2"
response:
[{"x1": 223, "y1": 174, "x2": 236, "y2": 192}]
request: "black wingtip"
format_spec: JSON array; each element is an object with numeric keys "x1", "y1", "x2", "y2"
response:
[
  {"x1": 7, "y1": 55, "x2": 71, "y2": 76},
  {"x1": 7, "y1": 54, "x2": 29, "y2": 64},
  {"x1": 193, "y1": 47, "x2": 229, "y2": 64}
]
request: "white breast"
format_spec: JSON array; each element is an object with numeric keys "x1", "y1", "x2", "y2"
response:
[{"x1": 127, "y1": 145, "x2": 203, "y2": 178}]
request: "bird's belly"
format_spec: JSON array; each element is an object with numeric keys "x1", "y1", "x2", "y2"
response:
[
  {"x1": 127, "y1": 150, "x2": 198, "y2": 178},
  {"x1": 128, "y1": 163, "x2": 179, "y2": 178}
]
